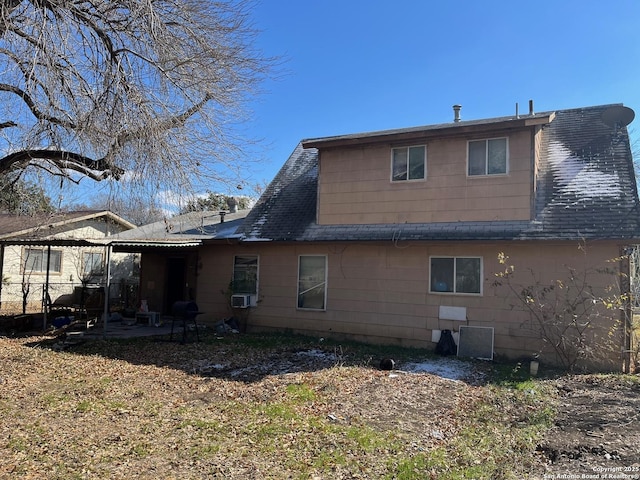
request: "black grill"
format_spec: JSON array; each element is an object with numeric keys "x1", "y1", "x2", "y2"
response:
[
  {"x1": 171, "y1": 301, "x2": 199, "y2": 318},
  {"x1": 170, "y1": 301, "x2": 201, "y2": 342}
]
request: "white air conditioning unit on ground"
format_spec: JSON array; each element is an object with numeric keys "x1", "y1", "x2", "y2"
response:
[{"x1": 231, "y1": 294, "x2": 252, "y2": 308}]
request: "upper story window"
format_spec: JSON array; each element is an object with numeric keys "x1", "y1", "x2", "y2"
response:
[
  {"x1": 391, "y1": 145, "x2": 426, "y2": 181},
  {"x1": 468, "y1": 138, "x2": 508, "y2": 176},
  {"x1": 23, "y1": 248, "x2": 62, "y2": 274}
]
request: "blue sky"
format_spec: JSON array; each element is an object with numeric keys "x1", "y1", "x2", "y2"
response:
[{"x1": 245, "y1": 0, "x2": 640, "y2": 186}]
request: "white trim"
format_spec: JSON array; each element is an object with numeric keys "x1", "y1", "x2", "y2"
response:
[
  {"x1": 22, "y1": 246, "x2": 63, "y2": 275},
  {"x1": 390, "y1": 144, "x2": 427, "y2": 182}
]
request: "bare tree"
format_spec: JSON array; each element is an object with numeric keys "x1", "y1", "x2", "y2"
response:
[
  {"x1": 76, "y1": 192, "x2": 166, "y2": 226},
  {"x1": 179, "y1": 191, "x2": 253, "y2": 214},
  {"x1": 0, "y1": 0, "x2": 273, "y2": 193}
]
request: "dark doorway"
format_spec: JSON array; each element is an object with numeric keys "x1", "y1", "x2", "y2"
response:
[{"x1": 165, "y1": 257, "x2": 186, "y2": 313}]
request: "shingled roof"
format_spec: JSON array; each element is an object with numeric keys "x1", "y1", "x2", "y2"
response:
[
  {"x1": 534, "y1": 105, "x2": 640, "y2": 239},
  {"x1": 238, "y1": 104, "x2": 640, "y2": 243},
  {"x1": 238, "y1": 143, "x2": 318, "y2": 241},
  {"x1": 0, "y1": 210, "x2": 135, "y2": 240}
]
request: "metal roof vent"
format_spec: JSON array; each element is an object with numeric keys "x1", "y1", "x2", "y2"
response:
[{"x1": 453, "y1": 104, "x2": 461, "y2": 122}]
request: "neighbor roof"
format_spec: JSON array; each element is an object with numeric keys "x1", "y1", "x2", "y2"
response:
[
  {"x1": 0, "y1": 210, "x2": 135, "y2": 240},
  {"x1": 238, "y1": 104, "x2": 640, "y2": 243},
  {"x1": 109, "y1": 209, "x2": 249, "y2": 250}
]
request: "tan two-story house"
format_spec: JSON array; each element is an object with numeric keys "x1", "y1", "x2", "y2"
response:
[{"x1": 137, "y1": 103, "x2": 640, "y2": 371}]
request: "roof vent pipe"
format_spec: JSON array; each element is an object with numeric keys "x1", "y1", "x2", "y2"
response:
[
  {"x1": 453, "y1": 104, "x2": 461, "y2": 123},
  {"x1": 529, "y1": 99, "x2": 534, "y2": 116}
]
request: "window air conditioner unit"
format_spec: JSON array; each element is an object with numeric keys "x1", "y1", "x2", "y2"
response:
[{"x1": 231, "y1": 294, "x2": 252, "y2": 308}]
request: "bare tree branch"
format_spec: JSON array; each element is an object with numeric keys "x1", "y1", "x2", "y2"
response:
[
  {"x1": 0, "y1": 83, "x2": 77, "y2": 128},
  {"x1": 0, "y1": 0, "x2": 274, "y2": 193},
  {"x1": 0, "y1": 149, "x2": 124, "y2": 180}
]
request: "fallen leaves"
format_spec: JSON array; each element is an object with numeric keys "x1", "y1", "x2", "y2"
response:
[{"x1": 0, "y1": 333, "x2": 539, "y2": 479}]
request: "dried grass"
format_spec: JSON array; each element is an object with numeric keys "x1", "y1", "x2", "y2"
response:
[{"x1": 0, "y1": 333, "x2": 543, "y2": 479}]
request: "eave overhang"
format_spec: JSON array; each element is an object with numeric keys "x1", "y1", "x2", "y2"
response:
[{"x1": 302, "y1": 113, "x2": 555, "y2": 150}]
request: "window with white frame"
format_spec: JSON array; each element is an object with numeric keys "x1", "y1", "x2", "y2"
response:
[
  {"x1": 83, "y1": 252, "x2": 104, "y2": 277},
  {"x1": 233, "y1": 255, "x2": 258, "y2": 295},
  {"x1": 298, "y1": 255, "x2": 327, "y2": 310},
  {"x1": 468, "y1": 138, "x2": 508, "y2": 176},
  {"x1": 392, "y1": 145, "x2": 426, "y2": 181},
  {"x1": 430, "y1": 256, "x2": 482, "y2": 294},
  {"x1": 23, "y1": 248, "x2": 62, "y2": 274}
]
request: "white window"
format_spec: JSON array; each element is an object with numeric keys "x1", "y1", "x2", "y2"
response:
[
  {"x1": 233, "y1": 255, "x2": 258, "y2": 295},
  {"x1": 392, "y1": 145, "x2": 426, "y2": 181},
  {"x1": 298, "y1": 255, "x2": 327, "y2": 310},
  {"x1": 83, "y1": 252, "x2": 104, "y2": 277},
  {"x1": 468, "y1": 138, "x2": 508, "y2": 176},
  {"x1": 430, "y1": 256, "x2": 482, "y2": 295},
  {"x1": 23, "y1": 248, "x2": 62, "y2": 274}
]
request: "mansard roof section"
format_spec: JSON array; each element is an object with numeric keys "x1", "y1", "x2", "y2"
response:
[
  {"x1": 534, "y1": 104, "x2": 640, "y2": 240},
  {"x1": 236, "y1": 143, "x2": 318, "y2": 241}
]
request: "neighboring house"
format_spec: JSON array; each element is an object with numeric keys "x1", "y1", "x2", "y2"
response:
[
  {"x1": 132, "y1": 104, "x2": 640, "y2": 370},
  {"x1": 0, "y1": 210, "x2": 136, "y2": 315}
]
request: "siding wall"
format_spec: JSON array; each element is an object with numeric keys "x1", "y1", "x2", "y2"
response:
[
  {"x1": 195, "y1": 240, "x2": 625, "y2": 369},
  {"x1": 317, "y1": 129, "x2": 534, "y2": 224}
]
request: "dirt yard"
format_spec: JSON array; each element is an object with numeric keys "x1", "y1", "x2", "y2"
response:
[
  {"x1": 1, "y1": 331, "x2": 639, "y2": 479},
  {"x1": 535, "y1": 375, "x2": 640, "y2": 478}
]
